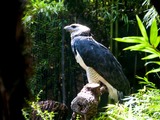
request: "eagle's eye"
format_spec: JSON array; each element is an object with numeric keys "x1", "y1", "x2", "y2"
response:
[{"x1": 71, "y1": 25, "x2": 77, "y2": 28}]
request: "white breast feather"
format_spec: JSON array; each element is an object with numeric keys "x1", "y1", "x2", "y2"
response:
[
  {"x1": 75, "y1": 50, "x2": 118, "y2": 101},
  {"x1": 75, "y1": 50, "x2": 87, "y2": 70}
]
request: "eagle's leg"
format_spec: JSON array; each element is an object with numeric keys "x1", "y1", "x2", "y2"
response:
[
  {"x1": 86, "y1": 67, "x2": 119, "y2": 103},
  {"x1": 86, "y1": 67, "x2": 101, "y2": 83}
]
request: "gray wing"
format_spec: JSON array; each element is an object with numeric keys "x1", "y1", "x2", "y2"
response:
[{"x1": 72, "y1": 36, "x2": 130, "y2": 95}]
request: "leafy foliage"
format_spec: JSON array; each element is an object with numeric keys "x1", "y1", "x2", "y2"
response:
[
  {"x1": 23, "y1": 0, "x2": 68, "y2": 99},
  {"x1": 115, "y1": 15, "x2": 160, "y2": 75},
  {"x1": 94, "y1": 84, "x2": 160, "y2": 120},
  {"x1": 23, "y1": 0, "x2": 66, "y2": 26},
  {"x1": 22, "y1": 90, "x2": 55, "y2": 120}
]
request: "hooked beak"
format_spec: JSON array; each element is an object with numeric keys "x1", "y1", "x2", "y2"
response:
[{"x1": 64, "y1": 25, "x2": 72, "y2": 32}]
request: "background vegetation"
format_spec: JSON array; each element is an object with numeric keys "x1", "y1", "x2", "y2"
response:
[{"x1": 22, "y1": 0, "x2": 160, "y2": 119}]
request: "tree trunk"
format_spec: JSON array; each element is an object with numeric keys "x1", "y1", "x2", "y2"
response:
[{"x1": 70, "y1": 83, "x2": 107, "y2": 120}]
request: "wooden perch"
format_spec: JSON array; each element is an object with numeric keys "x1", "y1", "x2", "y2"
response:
[{"x1": 71, "y1": 83, "x2": 107, "y2": 120}]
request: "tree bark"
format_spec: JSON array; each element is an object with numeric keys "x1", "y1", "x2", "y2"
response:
[{"x1": 70, "y1": 83, "x2": 107, "y2": 120}]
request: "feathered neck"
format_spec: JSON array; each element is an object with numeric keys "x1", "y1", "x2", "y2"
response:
[{"x1": 71, "y1": 32, "x2": 93, "y2": 39}]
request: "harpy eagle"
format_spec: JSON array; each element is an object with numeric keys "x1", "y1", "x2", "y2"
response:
[{"x1": 64, "y1": 23, "x2": 130, "y2": 102}]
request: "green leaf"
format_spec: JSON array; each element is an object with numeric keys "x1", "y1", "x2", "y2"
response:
[
  {"x1": 142, "y1": 53, "x2": 160, "y2": 60},
  {"x1": 150, "y1": 18, "x2": 158, "y2": 48},
  {"x1": 145, "y1": 61, "x2": 160, "y2": 66},
  {"x1": 114, "y1": 37, "x2": 145, "y2": 43},
  {"x1": 135, "y1": 75, "x2": 147, "y2": 80},
  {"x1": 123, "y1": 44, "x2": 146, "y2": 51},
  {"x1": 156, "y1": 36, "x2": 160, "y2": 46},
  {"x1": 146, "y1": 68, "x2": 160, "y2": 75},
  {"x1": 141, "y1": 47, "x2": 160, "y2": 55},
  {"x1": 135, "y1": 75, "x2": 156, "y2": 88},
  {"x1": 136, "y1": 15, "x2": 148, "y2": 41}
]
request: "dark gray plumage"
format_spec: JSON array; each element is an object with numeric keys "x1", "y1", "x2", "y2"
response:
[{"x1": 64, "y1": 23, "x2": 130, "y2": 102}]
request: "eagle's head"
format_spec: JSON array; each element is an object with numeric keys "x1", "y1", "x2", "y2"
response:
[{"x1": 64, "y1": 23, "x2": 90, "y2": 39}]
